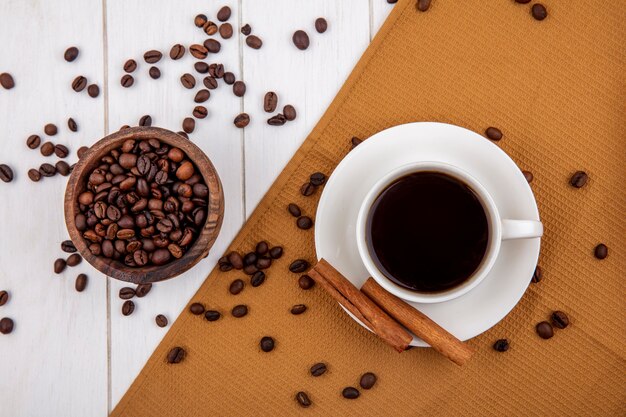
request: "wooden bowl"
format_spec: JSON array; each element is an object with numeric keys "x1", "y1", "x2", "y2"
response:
[{"x1": 64, "y1": 127, "x2": 224, "y2": 284}]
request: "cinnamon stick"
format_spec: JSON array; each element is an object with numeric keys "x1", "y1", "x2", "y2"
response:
[
  {"x1": 309, "y1": 259, "x2": 412, "y2": 352},
  {"x1": 361, "y1": 278, "x2": 474, "y2": 366}
]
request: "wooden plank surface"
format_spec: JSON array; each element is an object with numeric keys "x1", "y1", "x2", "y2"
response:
[{"x1": 0, "y1": 1, "x2": 393, "y2": 415}]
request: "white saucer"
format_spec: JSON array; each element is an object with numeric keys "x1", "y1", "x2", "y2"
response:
[{"x1": 314, "y1": 122, "x2": 541, "y2": 347}]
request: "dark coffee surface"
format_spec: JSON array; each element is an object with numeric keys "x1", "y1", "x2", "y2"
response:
[{"x1": 367, "y1": 172, "x2": 488, "y2": 293}]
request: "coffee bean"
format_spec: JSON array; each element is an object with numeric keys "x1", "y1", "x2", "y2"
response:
[
  {"x1": 136, "y1": 283, "x2": 152, "y2": 298},
  {"x1": 167, "y1": 346, "x2": 185, "y2": 364},
  {"x1": 342, "y1": 387, "x2": 360, "y2": 399},
  {"x1": 144, "y1": 50, "x2": 162, "y2": 64},
  {"x1": 297, "y1": 216, "x2": 313, "y2": 230},
  {"x1": 54, "y1": 258, "x2": 67, "y2": 274},
  {"x1": 193, "y1": 106, "x2": 208, "y2": 119},
  {"x1": 531, "y1": 4, "x2": 548, "y2": 20},
  {"x1": 263, "y1": 92, "x2": 278, "y2": 113},
  {"x1": 204, "y1": 310, "x2": 221, "y2": 321},
  {"x1": 203, "y1": 76, "x2": 218, "y2": 89},
  {"x1": 88, "y1": 84, "x2": 100, "y2": 98},
  {"x1": 287, "y1": 304, "x2": 306, "y2": 316},
  {"x1": 535, "y1": 321, "x2": 553, "y2": 339},
  {"x1": 138, "y1": 114, "x2": 152, "y2": 127},
  {"x1": 219, "y1": 23, "x2": 233, "y2": 39},
  {"x1": 123, "y1": 59, "x2": 137, "y2": 73},
  {"x1": 56, "y1": 161, "x2": 71, "y2": 176},
  {"x1": 0, "y1": 290, "x2": 9, "y2": 306},
  {"x1": 310, "y1": 172, "x2": 326, "y2": 186},
  {"x1": 66, "y1": 253, "x2": 82, "y2": 267},
  {"x1": 283, "y1": 105, "x2": 297, "y2": 121},
  {"x1": 531, "y1": 265, "x2": 542, "y2": 283},
  {"x1": 67, "y1": 118, "x2": 78, "y2": 132},
  {"x1": 416, "y1": 0, "x2": 431, "y2": 12},
  {"x1": 194, "y1": 89, "x2": 210, "y2": 103},
  {"x1": 254, "y1": 241, "x2": 268, "y2": 255},
  {"x1": 0, "y1": 165, "x2": 13, "y2": 183},
  {"x1": 289, "y1": 259, "x2": 310, "y2": 274},
  {"x1": 232, "y1": 304, "x2": 248, "y2": 318},
  {"x1": 182, "y1": 117, "x2": 195, "y2": 133},
  {"x1": 569, "y1": 171, "x2": 588, "y2": 188},
  {"x1": 251, "y1": 271, "x2": 266, "y2": 287},
  {"x1": 26, "y1": 134, "x2": 41, "y2": 149},
  {"x1": 169, "y1": 44, "x2": 185, "y2": 60},
  {"x1": 228, "y1": 81, "x2": 246, "y2": 98},
  {"x1": 241, "y1": 24, "x2": 252, "y2": 35},
  {"x1": 77, "y1": 146, "x2": 89, "y2": 159},
  {"x1": 292, "y1": 30, "x2": 310, "y2": 50},
  {"x1": 75, "y1": 274, "x2": 88, "y2": 292},
  {"x1": 594, "y1": 243, "x2": 608, "y2": 259},
  {"x1": 243, "y1": 252, "x2": 257, "y2": 266},
  {"x1": 204, "y1": 39, "x2": 221, "y2": 54},
  {"x1": 300, "y1": 182, "x2": 317, "y2": 196},
  {"x1": 219, "y1": 256, "x2": 233, "y2": 271},
  {"x1": 350, "y1": 136, "x2": 362, "y2": 149},
  {"x1": 122, "y1": 300, "x2": 135, "y2": 316},
  {"x1": 28, "y1": 169, "x2": 41, "y2": 182},
  {"x1": 227, "y1": 252, "x2": 244, "y2": 270},
  {"x1": 493, "y1": 339, "x2": 509, "y2": 352},
  {"x1": 267, "y1": 114, "x2": 286, "y2": 126},
  {"x1": 234, "y1": 113, "x2": 250, "y2": 128},
  {"x1": 260, "y1": 336, "x2": 275, "y2": 352},
  {"x1": 40, "y1": 142, "x2": 54, "y2": 157},
  {"x1": 155, "y1": 314, "x2": 168, "y2": 327},
  {"x1": 265, "y1": 247, "x2": 281, "y2": 261},
  {"x1": 360, "y1": 372, "x2": 377, "y2": 389},
  {"x1": 523, "y1": 170, "x2": 533, "y2": 183},
  {"x1": 246, "y1": 35, "x2": 263, "y2": 49},
  {"x1": 204, "y1": 21, "x2": 218, "y2": 35},
  {"x1": 551, "y1": 311, "x2": 570, "y2": 329},
  {"x1": 310, "y1": 362, "x2": 327, "y2": 376},
  {"x1": 298, "y1": 275, "x2": 315, "y2": 290},
  {"x1": 149, "y1": 66, "x2": 161, "y2": 79},
  {"x1": 315, "y1": 18, "x2": 328, "y2": 33},
  {"x1": 0, "y1": 317, "x2": 14, "y2": 334},
  {"x1": 121, "y1": 74, "x2": 134, "y2": 88},
  {"x1": 217, "y1": 6, "x2": 231, "y2": 22},
  {"x1": 229, "y1": 279, "x2": 244, "y2": 295},
  {"x1": 61, "y1": 240, "x2": 77, "y2": 253},
  {"x1": 119, "y1": 287, "x2": 136, "y2": 300},
  {"x1": 485, "y1": 126, "x2": 502, "y2": 141},
  {"x1": 194, "y1": 62, "x2": 209, "y2": 74},
  {"x1": 54, "y1": 144, "x2": 69, "y2": 158},
  {"x1": 515, "y1": 0, "x2": 531, "y2": 3},
  {"x1": 44, "y1": 123, "x2": 58, "y2": 136},
  {"x1": 194, "y1": 14, "x2": 207, "y2": 28},
  {"x1": 190, "y1": 44, "x2": 208, "y2": 59},
  {"x1": 180, "y1": 73, "x2": 196, "y2": 89},
  {"x1": 64, "y1": 46, "x2": 79, "y2": 62},
  {"x1": 296, "y1": 391, "x2": 311, "y2": 408},
  {"x1": 190, "y1": 302, "x2": 205, "y2": 315},
  {"x1": 0, "y1": 73, "x2": 15, "y2": 89},
  {"x1": 72, "y1": 75, "x2": 87, "y2": 92},
  {"x1": 287, "y1": 203, "x2": 301, "y2": 217}
]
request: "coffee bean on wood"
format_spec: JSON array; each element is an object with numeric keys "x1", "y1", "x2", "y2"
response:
[
  {"x1": 315, "y1": 18, "x2": 328, "y2": 33},
  {"x1": 143, "y1": 50, "x2": 162, "y2": 63},
  {"x1": 64, "y1": 46, "x2": 79, "y2": 62},
  {"x1": 531, "y1": 3, "x2": 548, "y2": 20},
  {"x1": 263, "y1": 92, "x2": 278, "y2": 112},
  {"x1": 194, "y1": 14, "x2": 207, "y2": 28},
  {"x1": 231, "y1": 304, "x2": 248, "y2": 318},
  {"x1": 167, "y1": 346, "x2": 185, "y2": 364},
  {"x1": 54, "y1": 258, "x2": 67, "y2": 274},
  {"x1": 250, "y1": 271, "x2": 265, "y2": 287},
  {"x1": 204, "y1": 21, "x2": 218, "y2": 35},
  {"x1": 138, "y1": 114, "x2": 152, "y2": 127},
  {"x1": 27, "y1": 134, "x2": 41, "y2": 149},
  {"x1": 283, "y1": 105, "x2": 297, "y2": 121},
  {"x1": 260, "y1": 336, "x2": 275, "y2": 352},
  {"x1": 594, "y1": 243, "x2": 608, "y2": 259},
  {"x1": 219, "y1": 23, "x2": 233, "y2": 39},
  {"x1": 39, "y1": 163, "x2": 56, "y2": 177},
  {"x1": 229, "y1": 279, "x2": 244, "y2": 295},
  {"x1": 203, "y1": 76, "x2": 218, "y2": 89},
  {"x1": 267, "y1": 114, "x2": 286, "y2": 126},
  {"x1": 246, "y1": 35, "x2": 263, "y2": 49},
  {"x1": 535, "y1": 321, "x2": 553, "y2": 339},
  {"x1": 149, "y1": 66, "x2": 161, "y2": 79},
  {"x1": 136, "y1": 283, "x2": 152, "y2": 297},
  {"x1": 569, "y1": 171, "x2": 588, "y2": 188},
  {"x1": 360, "y1": 372, "x2": 377, "y2": 389},
  {"x1": 0, "y1": 73, "x2": 15, "y2": 89},
  {"x1": 416, "y1": 0, "x2": 432, "y2": 12},
  {"x1": 122, "y1": 300, "x2": 135, "y2": 316},
  {"x1": 233, "y1": 81, "x2": 246, "y2": 97},
  {"x1": 56, "y1": 161, "x2": 71, "y2": 176},
  {"x1": 155, "y1": 314, "x2": 168, "y2": 327},
  {"x1": 531, "y1": 265, "x2": 542, "y2": 283},
  {"x1": 190, "y1": 302, "x2": 205, "y2": 315},
  {"x1": 170, "y1": 44, "x2": 185, "y2": 60},
  {"x1": 269, "y1": 246, "x2": 283, "y2": 259},
  {"x1": 0, "y1": 290, "x2": 9, "y2": 306},
  {"x1": 217, "y1": 6, "x2": 231, "y2": 22},
  {"x1": 194, "y1": 89, "x2": 210, "y2": 103},
  {"x1": 124, "y1": 59, "x2": 137, "y2": 73},
  {"x1": 121, "y1": 74, "x2": 134, "y2": 88},
  {"x1": 68, "y1": 118, "x2": 78, "y2": 132},
  {"x1": 204, "y1": 310, "x2": 221, "y2": 321},
  {"x1": 310, "y1": 362, "x2": 327, "y2": 376},
  {"x1": 523, "y1": 170, "x2": 533, "y2": 183},
  {"x1": 28, "y1": 169, "x2": 41, "y2": 182},
  {"x1": 288, "y1": 203, "x2": 301, "y2": 217},
  {"x1": 234, "y1": 113, "x2": 250, "y2": 128},
  {"x1": 204, "y1": 39, "x2": 221, "y2": 54},
  {"x1": 0, "y1": 165, "x2": 13, "y2": 183},
  {"x1": 298, "y1": 275, "x2": 315, "y2": 290},
  {"x1": 292, "y1": 30, "x2": 310, "y2": 50},
  {"x1": 182, "y1": 117, "x2": 195, "y2": 133},
  {"x1": 551, "y1": 311, "x2": 569, "y2": 329},
  {"x1": 310, "y1": 172, "x2": 326, "y2": 186},
  {"x1": 296, "y1": 392, "x2": 311, "y2": 408},
  {"x1": 0, "y1": 317, "x2": 14, "y2": 334},
  {"x1": 72, "y1": 76, "x2": 87, "y2": 92},
  {"x1": 485, "y1": 126, "x2": 502, "y2": 141},
  {"x1": 180, "y1": 73, "x2": 196, "y2": 89},
  {"x1": 41, "y1": 142, "x2": 54, "y2": 156},
  {"x1": 75, "y1": 274, "x2": 88, "y2": 292},
  {"x1": 300, "y1": 182, "x2": 317, "y2": 196},
  {"x1": 44, "y1": 123, "x2": 58, "y2": 136},
  {"x1": 241, "y1": 24, "x2": 252, "y2": 35},
  {"x1": 296, "y1": 216, "x2": 313, "y2": 230},
  {"x1": 342, "y1": 387, "x2": 360, "y2": 399},
  {"x1": 61, "y1": 240, "x2": 77, "y2": 253},
  {"x1": 88, "y1": 84, "x2": 100, "y2": 98},
  {"x1": 493, "y1": 339, "x2": 509, "y2": 352},
  {"x1": 66, "y1": 253, "x2": 82, "y2": 267},
  {"x1": 54, "y1": 144, "x2": 69, "y2": 158},
  {"x1": 190, "y1": 44, "x2": 208, "y2": 59},
  {"x1": 291, "y1": 304, "x2": 307, "y2": 315}
]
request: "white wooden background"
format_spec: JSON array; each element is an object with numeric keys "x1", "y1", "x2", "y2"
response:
[{"x1": 0, "y1": 1, "x2": 393, "y2": 416}]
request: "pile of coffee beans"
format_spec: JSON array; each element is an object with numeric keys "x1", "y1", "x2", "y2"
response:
[
  {"x1": 25, "y1": 121, "x2": 76, "y2": 182},
  {"x1": 74, "y1": 138, "x2": 209, "y2": 267}
]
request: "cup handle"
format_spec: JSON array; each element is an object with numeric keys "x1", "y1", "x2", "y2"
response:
[{"x1": 501, "y1": 219, "x2": 543, "y2": 240}]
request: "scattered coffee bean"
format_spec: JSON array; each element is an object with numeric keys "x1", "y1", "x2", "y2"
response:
[
  {"x1": 0, "y1": 73, "x2": 15, "y2": 89},
  {"x1": 260, "y1": 336, "x2": 275, "y2": 352},
  {"x1": 61, "y1": 240, "x2": 77, "y2": 253},
  {"x1": 291, "y1": 304, "x2": 307, "y2": 315},
  {"x1": 66, "y1": 253, "x2": 82, "y2": 267},
  {"x1": 54, "y1": 144, "x2": 69, "y2": 158},
  {"x1": 0, "y1": 317, "x2": 14, "y2": 334},
  {"x1": 67, "y1": 118, "x2": 78, "y2": 132},
  {"x1": 190, "y1": 303, "x2": 205, "y2": 315},
  {"x1": 310, "y1": 172, "x2": 326, "y2": 186},
  {"x1": 223, "y1": 72, "x2": 235, "y2": 85},
  {"x1": 167, "y1": 346, "x2": 185, "y2": 364},
  {"x1": 269, "y1": 246, "x2": 283, "y2": 259},
  {"x1": 219, "y1": 256, "x2": 233, "y2": 271},
  {"x1": 182, "y1": 117, "x2": 195, "y2": 133},
  {"x1": 287, "y1": 203, "x2": 301, "y2": 217},
  {"x1": 342, "y1": 387, "x2": 360, "y2": 399},
  {"x1": 298, "y1": 275, "x2": 315, "y2": 290},
  {"x1": 251, "y1": 271, "x2": 266, "y2": 287},
  {"x1": 194, "y1": 62, "x2": 209, "y2": 74},
  {"x1": 72, "y1": 75, "x2": 87, "y2": 92},
  {"x1": 234, "y1": 113, "x2": 250, "y2": 128},
  {"x1": 204, "y1": 39, "x2": 222, "y2": 54},
  {"x1": 531, "y1": 3, "x2": 548, "y2": 20},
  {"x1": 594, "y1": 243, "x2": 608, "y2": 259},
  {"x1": 0, "y1": 165, "x2": 13, "y2": 183},
  {"x1": 535, "y1": 321, "x2": 553, "y2": 339},
  {"x1": 267, "y1": 114, "x2": 286, "y2": 126},
  {"x1": 0, "y1": 290, "x2": 9, "y2": 306},
  {"x1": 229, "y1": 279, "x2": 244, "y2": 295},
  {"x1": 296, "y1": 391, "x2": 311, "y2": 408},
  {"x1": 143, "y1": 50, "x2": 162, "y2": 64},
  {"x1": 241, "y1": 24, "x2": 252, "y2": 35},
  {"x1": 523, "y1": 170, "x2": 533, "y2": 183},
  {"x1": 246, "y1": 35, "x2": 263, "y2": 49},
  {"x1": 232, "y1": 81, "x2": 246, "y2": 97},
  {"x1": 121, "y1": 74, "x2": 134, "y2": 87},
  {"x1": 180, "y1": 73, "x2": 196, "y2": 89},
  {"x1": 194, "y1": 14, "x2": 207, "y2": 28},
  {"x1": 493, "y1": 339, "x2": 510, "y2": 352},
  {"x1": 531, "y1": 265, "x2": 542, "y2": 283},
  {"x1": 41, "y1": 142, "x2": 54, "y2": 156},
  {"x1": 232, "y1": 304, "x2": 248, "y2": 318},
  {"x1": 569, "y1": 171, "x2": 588, "y2": 188},
  {"x1": 264, "y1": 92, "x2": 278, "y2": 112},
  {"x1": 149, "y1": 66, "x2": 161, "y2": 79},
  {"x1": 190, "y1": 44, "x2": 208, "y2": 59},
  {"x1": 300, "y1": 182, "x2": 317, "y2": 196},
  {"x1": 138, "y1": 114, "x2": 152, "y2": 127},
  {"x1": 219, "y1": 23, "x2": 233, "y2": 39},
  {"x1": 75, "y1": 274, "x2": 88, "y2": 292},
  {"x1": 256, "y1": 241, "x2": 269, "y2": 255},
  {"x1": 44, "y1": 123, "x2": 58, "y2": 136},
  {"x1": 551, "y1": 311, "x2": 569, "y2": 329},
  {"x1": 485, "y1": 126, "x2": 502, "y2": 141},
  {"x1": 122, "y1": 300, "x2": 135, "y2": 316},
  {"x1": 54, "y1": 258, "x2": 67, "y2": 274},
  {"x1": 315, "y1": 18, "x2": 328, "y2": 33},
  {"x1": 39, "y1": 163, "x2": 56, "y2": 177},
  {"x1": 416, "y1": 0, "x2": 432, "y2": 12},
  {"x1": 77, "y1": 146, "x2": 89, "y2": 159},
  {"x1": 203, "y1": 76, "x2": 218, "y2": 89},
  {"x1": 27, "y1": 134, "x2": 41, "y2": 149},
  {"x1": 28, "y1": 169, "x2": 41, "y2": 182},
  {"x1": 283, "y1": 105, "x2": 297, "y2": 121},
  {"x1": 64, "y1": 46, "x2": 79, "y2": 62},
  {"x1": 297, "y1": 216, "x2": 313, "y2": 230},
  {"x1": 193, "y1": 106, "x2": 208, "y2": 119},
  {"x1": 155, "y1": 314, "x2": 168, "y2": 327},
  {"x1": 123, "y1": 59, "x2": 137, "y2": 73},
  {"x1": 204, "y1": 21, "x2": 218, "y2": 35},
  {"x1": 136, "y1": 283, "x2": 152, "y2": 298},
  {"x1": 87, "y1": 84, "x2": 100, "y2": 98},
  {"x1": 515, "y1": 0, "x2": 531, "y2": 3},
  {"x1": 194, "y1": 89, "x2": 210, "y2": 103},
  {"x1": 293, "y1": 30, "x2": 310, "y2": 50},
  {"x1": 169, "y1": 44, "x2": 185, "y2": 60},
  {"x1": 217, "y1": 6, "x2": 231, "y2": 22},
  {"x1": 350, "y1": 136, "x2": 362, "y2": 149},
  {"x1": 56, "y1": 161, "x2": 71, "y2": 176},
  {"x1": 310, "y1": 362, "x2": 327, "y2": 376},
  {"x1": 360, "y1": 372, "x2": 377, "y2": 389},
  {"x1": 204, "y1": 310, "x2": 221, "y2": 321},
  {"x1": 227, "y1": 252, "x2": 244, "y2": 269}
]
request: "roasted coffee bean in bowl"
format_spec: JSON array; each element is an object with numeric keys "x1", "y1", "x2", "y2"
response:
[{"x1": 64, "y1": 127, "x2": 224, "y2": 284}]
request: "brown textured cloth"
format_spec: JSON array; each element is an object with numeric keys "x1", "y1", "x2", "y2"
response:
[{"x1": 111, "y1": 1, "x2": 626, "y2": 415}]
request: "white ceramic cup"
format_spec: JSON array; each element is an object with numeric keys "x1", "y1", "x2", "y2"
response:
[{"x1": 356, "y1": 161, "x2": 543, "y2": 304}]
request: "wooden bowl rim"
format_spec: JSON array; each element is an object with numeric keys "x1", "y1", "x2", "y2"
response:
[{"x1": 64, "y1": 126, "x2": 224, "y2": 284}]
